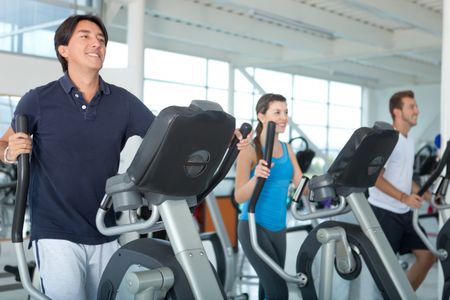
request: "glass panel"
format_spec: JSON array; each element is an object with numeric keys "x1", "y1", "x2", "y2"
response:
[
  {"x1": 0, "y1": 95, "x2": 19, "y2": 133},
  {"x1": 59, "y1": 0, "x2": 95, "y2": 5},
  {"x1": 292, "y1": 101, "x2": 328, "y2": 126},
  {"x1": 308, "y1": 156, "x2": 327, "y2": 176},
  {"x1": 0, "y1": 22, "x2": 13, "y2": 51},
  {"x1": 294, "y1": 76, "x2": 328, "y2": 103},
  {"x1": 299, "y1": 125, "x2": 327, "y2": 149},
  {"x1": 10, "y1": 96, "x2": 19, "y2": 107},
  {"x1": 143, "y1": 80, "x2": 206, "y2": 114},
  {"x1": 279, "y1": 124, "x2": 290, "y2": 143},
  {"x1": 254, "y1": 68, "x2": 292, "y2": 99},
  {"x1": 233, "y1": 92, "x2": 254, "y2": 120},
  {"x1": 0, "y1": 105, "x2": 12, "y2": 125},
  {"x1": 207, "y1": 60, "x2": 229, "y2": 89},
  {"x1": 144, "y1": 49, "x2": 206, "y2": 86},
  {"x1": 327, "y1": 149, "x2": 341, "y2": 160},
  {"x1": 236, "y1": 119, "x2": 253, "y2": 129},
  {"x1": 206, "y1": 88, "x2": 228, "y2": 113},
  {"x1": 328, "y1": 128, "x2": 355, "y2": 152},
  {"x1": 104, "y1": 41, "x2": 128, "y2": 68},
  {"x1": 22, "y1": 30, "x2": 55, "y2": 57},
  {"x1": 329, "y1": 105, "x2": 361, "y2": 128},
  {"x1": 1, "y1": 1, "x2": 74, "y2": 56},
  {"x1": 234, "y1": 69, "x2": 254, "y2": 93},
  {"x1": 329, "y1": 81, "x2": 362, "y2": 107},
  {"x1": 2, "y1": 1, "x2": 70, "y2": 28}
]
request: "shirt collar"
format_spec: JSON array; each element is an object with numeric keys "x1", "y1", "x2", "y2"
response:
[{"x1": 59, "y1": 72, "x2": 111, "y2": 95}]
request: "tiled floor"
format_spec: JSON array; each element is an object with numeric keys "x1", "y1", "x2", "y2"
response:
[{"x1": 0, "y1": 211, "x2": 443, "y2": 300}]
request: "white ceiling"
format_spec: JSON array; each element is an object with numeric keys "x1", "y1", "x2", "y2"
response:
[
  {"x1": 105, "y1": 0, "x2": 443, "y2": 88},
  {"x1": 2, "y1": 0, "x2": 444, "y2": 88}
]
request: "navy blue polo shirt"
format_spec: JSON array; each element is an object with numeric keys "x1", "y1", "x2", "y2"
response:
[{"x1": 12, "y1": 73, "x2": 155, "y2": 245}]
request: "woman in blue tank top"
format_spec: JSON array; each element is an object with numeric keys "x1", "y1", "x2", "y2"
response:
[{"x1": 235, "y1": 93, "x2": 303, "y2": 300}]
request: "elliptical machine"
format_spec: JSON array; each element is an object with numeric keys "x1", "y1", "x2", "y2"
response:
[
  {"x1": 95, "y1": 100, "x2": 251, "y2": 300},
  {"x1": 11, "y1": 101, "x2": 251, "y2": 300},
  {"x1": 247, "y1": 121, "x2": 418, "y2": 300},
  {"x1": 411, "y1": 138, "x2": 450, "y2": 299}
]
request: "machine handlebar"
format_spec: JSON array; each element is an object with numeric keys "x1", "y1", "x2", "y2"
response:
[
  {"x1": 12, "y1": 115, "x2": 30, "y2": 243},
  {"x1": 248, "y1": 121, "x2": 276, "y2": 213}
]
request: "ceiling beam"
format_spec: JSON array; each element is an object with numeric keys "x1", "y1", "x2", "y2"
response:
[
  {"x1": 109, "y1": 12, "x2": 286, "y2": 60},
  {"x1": 201, "y1": 0, "x2": 393, "y2": 47},
  {"x1": 343, "y1": 0, "x2": 442, "y2": 35},
  {"x1": 0, "y1": 19, "x2": 65, "y2": 39},
  {"x1": 273, "y1": 64, "x2": 380, "y2": 87},
  {"x1": 239, "y1": 32, "x2": 441, "y2": 69},
  {"x1": 36, "y1": 0, "x2": 99, "y2": 14},
  {"x1": 148, "y1": 0, "x2": 332, "y2": 54},
  {"x1": 402, "y1": 50, "x2": 441, "y2": 66},
  {"x1": 313, "y1": 60, "x2": 419, "y2": 85},
  {"x1": 107, "y1": 26, "x2": 240, "y2": 63},
  {"x1": 360, "y1": 56, "x2": 440, "y2": 78}
]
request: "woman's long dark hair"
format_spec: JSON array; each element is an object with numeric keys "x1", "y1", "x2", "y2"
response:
[{"x1": 254, "y1": 93, "x2": 287, "y2": 161}]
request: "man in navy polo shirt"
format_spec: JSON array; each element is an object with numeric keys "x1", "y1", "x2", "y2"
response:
[
  {"x1": 0, "y1": 14, "x2": 154, "y2": 299},
  {"x1": 0, "y1": 14, "x2": 250, "y2": 300}
]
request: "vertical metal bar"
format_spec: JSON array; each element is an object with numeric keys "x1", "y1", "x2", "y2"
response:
[
  {"x1": 346, "y1": 193, "x2": 417, "y2": 300},
  {"x1": 159, "y1": 200, "x2": 224, "y2": 300}
]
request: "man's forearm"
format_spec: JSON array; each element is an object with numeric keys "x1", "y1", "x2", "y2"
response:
[{"x1": 375, "y1": 175, "x2": 404, "y2": 202}]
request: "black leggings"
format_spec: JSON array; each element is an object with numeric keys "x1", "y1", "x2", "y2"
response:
[{"x1": 238, "y1": 220, "x2": 288, "y2": 300}]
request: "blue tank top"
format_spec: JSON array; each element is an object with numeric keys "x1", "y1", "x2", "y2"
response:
[{"x1": 239, "y1": 142, "x2": 293, "y2": 231}]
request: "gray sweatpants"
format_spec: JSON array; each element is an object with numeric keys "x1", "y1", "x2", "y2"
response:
[
  {"x1": 238, "y1": 220, "x2": 288, "y2": 300},
  {"x1": 33, "y1": 239, "x2": 120, "y2": 300}
]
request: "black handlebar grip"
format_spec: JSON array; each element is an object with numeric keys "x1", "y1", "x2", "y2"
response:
[
  {"x1": 263, "y1": 122, "x2": 276, "y2": 168},
  {"x1": 197, "y1": 122, "x2": 253, "y2": 202},
  {"x1": 12, "y1": 115, "x2": 30, "y2": 243},
  {"x1": 248, "y1": 121, "x2": 276, "y2": 213},
  {"x1": 240, "y1": 123, "x2": 252, "y2": 139},
  {"x1": 229, "y1": 122, "x2": 252, "y2": 148},
  {"x1": 417, "y1": 140, "x2": 450, "y2": 197}
]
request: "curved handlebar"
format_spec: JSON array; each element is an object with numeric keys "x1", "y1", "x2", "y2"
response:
[
  {"x1": 417, "y1": 140, "x2": 450, "y2": 197},
  {"x1": 248, "y1": 121, "x2": 276, "y2": 213},
  {"x1": 246, "y1": 121, "x2": 305, "y2": 285},
  {"x1": 412, "y1": 139, "x2": 450, "y2": 260},
  {"x1": 197, "y1": 122, "x2": 252, "y2": 201},
  {"x1": 96, "y1": 203, "x2": 162, "y2": 236},
  {"x1": 12, "y1": 115, "x2": 29, "y2": 243},
  {"x1": 9, "y1": 116, "x2": 49, "y2": 300}
]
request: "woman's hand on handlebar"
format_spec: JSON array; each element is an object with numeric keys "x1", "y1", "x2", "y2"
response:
[
  {"x1": 254, "y1": 159, "x2": 273, "y2": 179},
  {"x1": 235, "y1": 128, "x2": 252, "y2": 151}
]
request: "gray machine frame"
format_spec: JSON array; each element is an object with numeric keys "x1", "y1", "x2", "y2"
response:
[
  {"x1": 97, "y1": 101, "x2": 251, "y2": 299},
  {"x1": 12, "y1": 102, "x2": 250, "y2": 300},
  {"x1": 411, "y1": 139, "x2": 450, "y2": 299},
  {"x1": 203, "y1": 192, "x2": 238, "y2": 294},
  {"x1": 246, "y1": 122, "x2": 417, "y2": 300}
]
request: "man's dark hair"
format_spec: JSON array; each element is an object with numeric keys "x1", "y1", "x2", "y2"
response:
[
  {"x1": 389, "y1": 90, "x2": 415, "y2": 121},
  {"x1": 54, "y1": 14, "x2": 108, "y2": 72}
]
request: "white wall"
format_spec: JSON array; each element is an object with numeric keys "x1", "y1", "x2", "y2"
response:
[
  {"x1": 367, "y1": 84, "x2": 441, "y2": 148},
  {"x1": 0, "y1": 51, "x2": 142, "y2": 172},
  {"x1": 0, "y1": 52, "x2": 61, "y2": 96},
  {"x1": 0, "y1": 51, "x2": 134, "y2": 97},
  {"x1": 2, "y1": 51, "x2": 442, "y2": 152}
]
